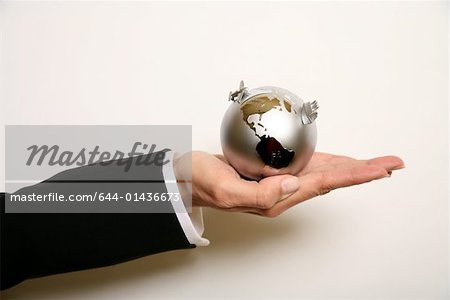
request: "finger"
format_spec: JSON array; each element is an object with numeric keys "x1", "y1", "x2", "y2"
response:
[
  {"x1": 297, "y1": 153, "x2": 355, "y2": 175},
  {"x1": 265, "y1": 163, "x2": 389, "y2": 216},
  {"x1": 367, "y1": 155, "x2": 405, "y2": 171},
  {"x1": 310, "y1": 164, "x2": 389, "y2": 194},
  {"x1": 221, "y1": 174, "x2": 301, "y2": 209}
]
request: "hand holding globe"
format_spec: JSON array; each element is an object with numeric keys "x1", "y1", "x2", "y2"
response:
[{"x1": 173, "y1": 81, "x2": 404, "y2": 216}]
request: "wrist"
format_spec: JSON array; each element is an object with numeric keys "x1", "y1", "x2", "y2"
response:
[{"x1": 173, "y1": 152, "x2": 195, "y2": 209}]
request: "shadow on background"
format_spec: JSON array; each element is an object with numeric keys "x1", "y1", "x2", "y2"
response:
[{"x1": 1, "y1": 208, "x2": 303, "y2": 299}]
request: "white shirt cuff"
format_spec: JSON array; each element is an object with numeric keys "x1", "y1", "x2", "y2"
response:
[{"x1": 162, "y1": 151, "x2": 210, "y2": 247}]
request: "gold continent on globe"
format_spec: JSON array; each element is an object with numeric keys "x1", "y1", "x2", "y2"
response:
[{"x1": 220, "y1": 81, "x2": 319, "y2": 180}]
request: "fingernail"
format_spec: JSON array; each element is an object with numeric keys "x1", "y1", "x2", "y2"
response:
[
  {"x1": 393, "y1": 164, "x2": 405, "y2": 170},
  {"x1": 281, "y1": 177, "x2": 300, "y2": 197}
]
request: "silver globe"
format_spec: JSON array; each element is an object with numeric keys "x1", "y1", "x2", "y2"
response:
[{"x1": 220, "y1": 81, "x2": 319, "y2": 180}]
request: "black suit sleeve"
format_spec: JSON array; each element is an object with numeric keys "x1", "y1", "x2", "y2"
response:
[{"x1": 0, "y1": 154, "x2": 194, "y2": 290}]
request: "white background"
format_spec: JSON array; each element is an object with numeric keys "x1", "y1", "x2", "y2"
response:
[{"x1": 0, "y1": 1, "x2": 448, "y2": 299}]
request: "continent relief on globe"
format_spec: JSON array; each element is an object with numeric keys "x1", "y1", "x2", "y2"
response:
[{"x1": 240, "y1": 96, "x2": 295, "y2": 169}]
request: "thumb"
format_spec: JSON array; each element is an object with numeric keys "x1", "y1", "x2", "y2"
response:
[
  {"x1": 227, "y1": 174, "x2": 300, "y2": 209},
  {"x1": 279, "y1": 175, "x2": 302, "y2": 200}
]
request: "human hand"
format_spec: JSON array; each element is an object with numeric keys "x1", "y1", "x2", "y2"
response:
[{"x1": 175, "y1": 151, "x2": 404, "y2": 217}]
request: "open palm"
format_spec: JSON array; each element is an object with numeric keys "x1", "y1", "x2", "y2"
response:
[
  {"x1": 266, "y1": 152, "x2": 404, "y2": 216},
  {"x1": 186, "y1": 151, "x2": 404, "y2": 217}
]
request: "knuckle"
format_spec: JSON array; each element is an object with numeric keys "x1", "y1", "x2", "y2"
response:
[{"x1": 254, "y1": 189, "x2": 275, "y2": 209}]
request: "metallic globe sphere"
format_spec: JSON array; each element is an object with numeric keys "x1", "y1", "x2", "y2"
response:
[{"x1": 220, "y1": 81, "x2": 319, "y2": 180}]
